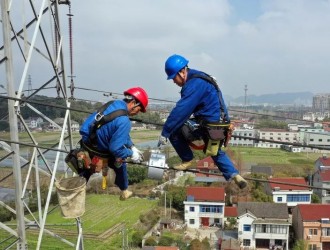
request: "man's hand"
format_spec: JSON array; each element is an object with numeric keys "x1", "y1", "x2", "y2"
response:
[
  {"x1": 157, "y1": 135, "x2": 168, "y2": 147},
  {"x1": 131, "y1": 146, "x2": 144, "y2": 163}
]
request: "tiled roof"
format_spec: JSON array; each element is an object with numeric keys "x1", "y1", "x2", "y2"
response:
[
  {"x1": 186, "y1": 186, "x2": 225, "y2": 202},
  {"x1": 197, "y1": 156, "x2": 216, "y2": 168},
  {"x1": 268, "y1": 177, "x2": 309, "y2": 191},
  {"x1": 298, "y1": 204, "x2": 330, "y2": 220},
  {"x1": 238, "y1": 202, "x2": 289, "y2": 219},
  {"x1": 320, "y1": 169, "x2": 330, "y2": 182},
  {"x1": 225, "y1": 206, "x2": 238, "y2": 217},
  {"x1": 318, "y1": 156, "x2": 330, "y2": 166}
]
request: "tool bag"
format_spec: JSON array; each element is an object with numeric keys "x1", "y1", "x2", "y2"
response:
[{"x1": 202, "y1": 122, "x2": 230, "y2": 156}]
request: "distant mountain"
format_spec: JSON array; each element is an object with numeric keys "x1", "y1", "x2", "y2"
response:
[{"x1": 225, "y1": 92, "x2": 314, "y2": 106}]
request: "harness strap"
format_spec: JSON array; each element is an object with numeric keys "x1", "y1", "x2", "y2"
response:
[
  {"x1": 190, "y1": 73, "x2": 228, "y2": 122},
  {"x1": 80, "y1": 140, "x2": 111, "y2": 158},
  {"x1": 89, "y1": 100, "x2": 128, "y2": 149}
]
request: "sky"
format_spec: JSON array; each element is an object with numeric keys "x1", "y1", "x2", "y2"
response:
[{"x1": 1, "y1": 0, "x2": 330, "y2": 103}]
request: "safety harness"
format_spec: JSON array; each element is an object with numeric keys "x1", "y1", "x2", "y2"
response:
[
  {"x1": 185, "y1": 73, "x2": 233, "y2": 155},
  {"x1": 190, "y1": 73, "x2": 229, "y2": 122},
  {"x1": 88, "y1": 100, "x2": 128, "y2": 149},
  {"x1": 66, "y1": 101, "x2": 128, "y2": 178}
]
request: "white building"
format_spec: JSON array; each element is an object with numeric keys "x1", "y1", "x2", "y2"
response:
[
  {"x1": 256, "y1": 129, "x2": 299, "y2": 148},
  {"x1": 237, "y1": 202, "x2": 290, "y2": 250},
  {"x1": 229, "y1": 128, "x2": 256, "y2": 147},
  {"x1": 265, "y1": 177, "x2": 312, "y2": 210},
  {"x1": 184, "y1": 186, "x2": 225, "y2": 229}
]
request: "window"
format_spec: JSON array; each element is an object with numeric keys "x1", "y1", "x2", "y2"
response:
[
  {"x1": 243, "y1": 224, "x2": 251, "y2": 232},
  {"x1": 189, "y1": 207, "x2": 195, "y2": 212},
  {"x1": 310, "y1": 139, "x2": 314, "y2": 142},
  {"x1": 309, "y1": 229, "x2": 317, "y2": 235},
  {"x1": 189, "y1": 219, "x2": 195, "y2": 225},
  {"x1": 308, "y1": 244, "x2": 317, "y2": 250},
  {"x1": 243, "y1": 239, "x2": 251, "y2": 246},
  {"x1": 200, "y1": 205, "x2": 223, "y2": 213},
  {"x1": 287, "y1": 194, "x2": 310, "y2": 202},
  {"x1": 255, "y1": 225, "x2": 287, "y2": 234},
  {"x1": 322, "y1": 227, "x2": 330, "y2": 236},
  {"x1": 277, "y1": 197, "x2": 283, "y2": 202},
  {"x1": 319, "y1": 139, "x2": 322, "y2": 142}
]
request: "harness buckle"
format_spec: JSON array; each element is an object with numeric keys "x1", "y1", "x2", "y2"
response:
[{"x1": 94, "y1": 112, "x2": 104, "y2": 122}]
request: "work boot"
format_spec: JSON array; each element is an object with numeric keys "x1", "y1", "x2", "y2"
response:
[
  {"x1": 233, "y1": 174, "x2": 248, "y2": 189},
  {"x1": 120, "y1": 190, "x2": 133, "y2": 201},
  {"x1": 173, "y1": 160, "x2": 196, "y2": 171}
]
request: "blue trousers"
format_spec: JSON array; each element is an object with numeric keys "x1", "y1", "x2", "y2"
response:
[
  {"x1": 110, "y1": 163, "x2": 128, "y2": 191},
  {"x1": 80, "y1": 162, "x2": 128, "y2": 191},
  {"x1": 169, "y1": 125, "x2": 238, "y2": 181}
]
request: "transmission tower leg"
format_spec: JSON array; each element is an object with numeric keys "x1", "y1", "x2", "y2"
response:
[
  {"x1": 76, "y1": 217, "x2": 84, "y2": 250},
  {"x1": 1, "y1": 0, "x2": 27, "y2": 249}
]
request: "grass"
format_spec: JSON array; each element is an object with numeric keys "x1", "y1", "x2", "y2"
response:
[
  {"x1": 22, "y1": 194, "x2": 158, "y2": 249},
  {"x1": 228, "y1": 146, "x2": 325, "y2": 177}
]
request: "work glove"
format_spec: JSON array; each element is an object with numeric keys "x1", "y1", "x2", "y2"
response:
[
  {"x1": 130, "y1": 146, "x2": 144, "y2": 163},
  {"x1": 157, "y1": 135, "x2": 168, "y2": 147}
]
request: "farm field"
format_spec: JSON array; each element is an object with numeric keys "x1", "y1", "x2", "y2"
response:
[{"x1": 2, "y1": 194, "x2": 158, "y2": 250}]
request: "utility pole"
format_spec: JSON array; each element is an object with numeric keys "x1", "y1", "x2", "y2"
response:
[
  {"x1": 28, "y1": 75, "x2": 32, "y2": 96},
  {"x1": 244, "y1": 84, "x2": 248, "y2": 120},
  {"x1": 1, "y1": 0, "x2": 27, "y2": 248}
]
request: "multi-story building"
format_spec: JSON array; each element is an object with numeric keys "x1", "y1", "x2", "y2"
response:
[
  {"x1": 237, "y1": 202, "x2": 290, "y2": 250},
  {"x1": 184, "y1": 186, "x2": 225, "y2": 229},
  {"x1": 312, "y1": 156, "x2": 330, "y2": 204},
  {"x1": 313, "y1": 94, "x2": 330, "y2": 112},
  {"x1": 256, "y1": 129, "x2": 299, "y2": 148},
  {"x1": 229, "y1": 128, "x2": 256, "y2": 147},
  {"x1": 292, "y1": 204, "x2": 330, "y2": 250},
  {"x1": 265, "y1": 177, "x2": 312, "y2": 212}
]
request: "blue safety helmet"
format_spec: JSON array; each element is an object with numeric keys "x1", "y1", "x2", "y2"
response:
[{"x1": 165, "y1": 54, "x2": 189, "y2": 80}]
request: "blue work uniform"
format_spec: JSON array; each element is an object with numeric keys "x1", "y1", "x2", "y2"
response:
[
  {"x1": 161, "y1": 69, "x2": 238, "y2": 181},
  {"x1": 80, "y1": 100, "x2": 133, "y2": 190}
]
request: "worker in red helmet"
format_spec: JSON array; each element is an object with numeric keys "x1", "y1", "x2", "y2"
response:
[{"x1": 76, "y1": 87, "x2": 149, "y2": 200}]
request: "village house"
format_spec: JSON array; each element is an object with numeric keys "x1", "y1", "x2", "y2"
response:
[
  {"x1": 265, "y1": 177, "x2": 312, "y2": 213},
  {"x1": 237, "y1": 202, "x2": 290, "y2": 250},
  {"x1": 292, "y1": 204, "x2": 330, "y2": 250},
  {"x1": 184, "y1": 186, "x2": 225, "y2": 229}
]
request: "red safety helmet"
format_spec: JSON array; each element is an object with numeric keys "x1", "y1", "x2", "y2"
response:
[{"x1": 124, "y1": 87, "x2": 148, "y2": 113}]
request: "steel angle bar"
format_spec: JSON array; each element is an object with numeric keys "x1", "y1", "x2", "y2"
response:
[
  {"x1": 0, "y1": 222, "x2": 18, "y2": 237},
  {"x1": 37, "y1": 103, "x2": 71, "y2": 249},
  {"x1": 0, "y1": 201, "x2": 75, "y2": 247},
  {"x1": 15, "y1": 0, "x2": 48, "y2": 106}
]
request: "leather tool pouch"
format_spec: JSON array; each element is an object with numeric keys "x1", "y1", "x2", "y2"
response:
[
  {"x1": 65, "y1": 149, "x2": 92, "y2": 174},
  {"x1": 65, "y1": 149, "x2": 82, "y2": 174},
  {"x1": 91, "y1": 156, "x2": 108, "y2": 173},
  {"x1": 202, "y1": 123, "x2": 229, "y2": 156}
]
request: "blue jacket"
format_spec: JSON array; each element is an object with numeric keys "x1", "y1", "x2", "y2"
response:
[
  {"x1": 79, "y1": 100, "x2": 133, "y2": 159},
  {"x1": 161, "y1": 69, "x2": 230, "y2": 138}
]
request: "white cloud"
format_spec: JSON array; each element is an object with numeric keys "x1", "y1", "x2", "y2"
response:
[{"x1": 1, "y1": 0, "x2": 330, "y2": 103}]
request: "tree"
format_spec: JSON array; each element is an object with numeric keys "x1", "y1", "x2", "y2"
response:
[
  {"x1": 144, "y1": 236, "x2": 157, "y2": 246},
  {"x1": 189, "y1": 239, "x2": 202, "y2": 250},
  {"x1": 127, "y1": 165, "x2": 147, "y2": 184},
  {"x1": 131, "y1": 230, "x2": 144, "y2": 248},
  {"x1": 311, "y1": 193, "x2": 321, "y2": 203},
  {"x1": 158, "y1": 235, "x2": 174, "y2": 246}
]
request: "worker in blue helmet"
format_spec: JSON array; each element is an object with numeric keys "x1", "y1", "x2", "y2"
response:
[{"x1": 158, "y1": 54, "x2": 247, "y2": 189}]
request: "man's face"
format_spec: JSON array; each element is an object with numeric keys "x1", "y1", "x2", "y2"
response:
[
  {"x1": 172, "y1": 70, "x2": 185, "y2": 87},
  {"x1": 128, "y1": 105, "x2": 142, "y2": 116}
]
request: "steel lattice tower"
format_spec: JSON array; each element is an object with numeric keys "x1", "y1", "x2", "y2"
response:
[{"x1": 0, "y1": 0, "x2": 82, "y2": 249}]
